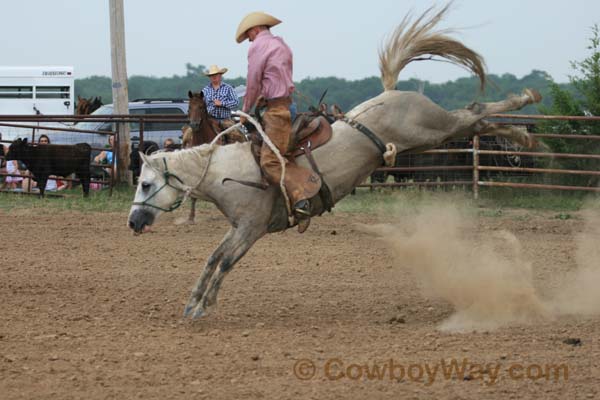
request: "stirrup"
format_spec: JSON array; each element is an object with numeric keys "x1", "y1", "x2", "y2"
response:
[
  {"x1": 294, "y1": 199, "x2": 311, "y2": 216},
  {"x1": 293, "y1": 199, "x2": 311, "y2": 233}
]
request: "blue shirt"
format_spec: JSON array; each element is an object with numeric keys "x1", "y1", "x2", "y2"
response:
[{"x1": 201, "y1": 83, "x2": 238, "y2": 120}]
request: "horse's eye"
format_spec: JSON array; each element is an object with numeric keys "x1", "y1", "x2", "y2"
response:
[{"x1": 141, "y1": 182, "x2": 151, "y2": 191}]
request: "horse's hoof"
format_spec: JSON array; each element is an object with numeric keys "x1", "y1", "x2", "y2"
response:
[
  {"x1": 174, "y1": 217, "x2": 196, "y2": 226},
  {"x1": 192, "y1": 308, "x2": 205, "y2": 319},
  {"x1": 183, "y1": 305, "x2": 194, "y2": 317}
]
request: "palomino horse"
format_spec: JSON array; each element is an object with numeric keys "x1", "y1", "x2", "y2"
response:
[
  {"x1": 128, "y1": 5, "x2": 541, "y2": 319},
  {"x1": 76, "y1": 96, "x2": 103, "y2": 115}
]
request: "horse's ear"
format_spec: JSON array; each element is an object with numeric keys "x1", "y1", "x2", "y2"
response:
[
  {"x1": 139, "y1": 152, "x2": 152, "y2": 167},
  {"x1": 77, "y1": 95, "x2": 82, "y2": 101},
  {"x1": 22, "y1": 138, "x2": 28, "y2": 145},
  {"x1": 188, "y1": 90, "x2": 193, "y2": 99}
]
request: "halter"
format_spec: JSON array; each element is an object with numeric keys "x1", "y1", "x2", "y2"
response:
[{"x1": 132, "y1": 158, "x2": 191, "y2": 212}]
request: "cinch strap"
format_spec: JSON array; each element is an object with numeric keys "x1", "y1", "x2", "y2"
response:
[{"x1": 342, "y1": 117, "x2": 387, "y2": 164}]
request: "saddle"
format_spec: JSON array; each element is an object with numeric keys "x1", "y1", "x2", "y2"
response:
[
  {"x1": 290, "y1": 114, "x2": 333, "y2": 156},
  {"x1": 247, "y1": 112, "x2": 333, "y2": 162}
]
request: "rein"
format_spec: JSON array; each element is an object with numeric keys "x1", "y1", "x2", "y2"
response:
[{"x1": 133, "y1": 123, "x2": 242, "y2": 213}]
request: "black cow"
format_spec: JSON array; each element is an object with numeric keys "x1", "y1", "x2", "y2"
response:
[
  {"x1": 5, "y1": 138, "x2": 91, "y2": 197},
  {"x1": 129, "y1": 141, "x2": 160, "y2": 183}
]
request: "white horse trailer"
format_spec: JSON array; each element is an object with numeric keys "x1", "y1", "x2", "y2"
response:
[{"x1": 0, "y1": 66, "x2": 74, "y2": 115}]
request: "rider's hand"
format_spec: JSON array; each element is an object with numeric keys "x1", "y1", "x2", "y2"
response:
[
  {"x1": 240, "y1": 116, "x2": 248, "y2": 125},
  {"x1": 214, "y1": 99, "x2": 222, "y2": 106}
]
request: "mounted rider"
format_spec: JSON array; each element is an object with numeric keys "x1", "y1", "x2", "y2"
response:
[
  {"x1": 236, "y1": 11, "x2": 321, "y2": 233},
  {"x1": 201, "y1": 64, "x2": 238, "y2": 133}
]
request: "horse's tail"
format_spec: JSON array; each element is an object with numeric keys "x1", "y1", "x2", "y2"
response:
[{"x1": 379, "y1": 3, "x2": 486, "y2": 92}]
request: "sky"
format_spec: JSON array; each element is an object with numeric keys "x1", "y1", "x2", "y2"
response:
[{"x1": 2, "y1": 0, "x2": 600, "y2": 84}]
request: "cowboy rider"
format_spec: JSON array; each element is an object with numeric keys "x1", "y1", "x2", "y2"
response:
[
  {"x1": 201, "y1": 64, "x2": 239, "y2": 132},
  {"x1": 236, "y1": 11, "x2": 321, "y2": 233}
]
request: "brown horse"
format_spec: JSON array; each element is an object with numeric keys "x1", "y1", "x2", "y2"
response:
[
  {"x1": 76, "y1": 96, "x2": 103, "y2": 115},
  {"x1": 181, "y1": 91, "x2": 243, "y2": 224},
  {"x1": 187, "y1": 91, "x2": 220, "y2": 146}
]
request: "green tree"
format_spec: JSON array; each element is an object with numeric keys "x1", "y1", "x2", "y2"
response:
[{"x1": 537, "y1": 24, "x2": 600, "y2": 186}]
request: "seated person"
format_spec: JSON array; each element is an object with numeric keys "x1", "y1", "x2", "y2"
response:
[
  {"x1": 0, "y1": 132, "x2": 6, "y2": 186},
  {"x1": 4, "y1": 158, "x2": 23, "y2": 190},
  {"x1": 94, "y1": 135, "x2": 115, "y2": 177},
  {"x1": 21, "y1": 175, "x2": 67, "y2": 192},
  {"x1": 163, "y1": 137, "x2": 179, "y2": 151}
]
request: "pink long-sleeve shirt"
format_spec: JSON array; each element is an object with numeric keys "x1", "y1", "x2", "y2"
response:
[{"x1": 243, "y1": 30, "x2": 295, "y2": 113}]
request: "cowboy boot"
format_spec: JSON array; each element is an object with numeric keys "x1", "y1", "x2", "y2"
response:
[{"x1": 294, "y1": 199, "x2": 311, "y2": 233}]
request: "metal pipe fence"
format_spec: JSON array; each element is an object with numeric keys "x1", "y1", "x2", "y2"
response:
[
  {"x1": 0, "y1": 114, "x2": 188, "y2": 196},
  {"x1": 2, "y1": 113, "x2": 600, "y2": 198},
  {"x1": 359, "y1": 114, "x2": 600, "y2": 198}
]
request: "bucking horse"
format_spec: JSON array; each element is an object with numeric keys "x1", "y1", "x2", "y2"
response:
[{"x1": 128, "y1": 5, "x2": 541, "y2": 319}]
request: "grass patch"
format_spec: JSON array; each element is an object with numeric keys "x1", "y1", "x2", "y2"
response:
[
  {"x1": 335, "y1": 187, "x2": 476, "y2": 214},
  {"x1": 0, "y1": 185, "x2": 135, "y2": 213},
  {"x1": 2, "y1": 184, "x2": 599, "y2": 214},
  {"x1": 476, "y1": 187, "x2": 596, "y2": 211}
]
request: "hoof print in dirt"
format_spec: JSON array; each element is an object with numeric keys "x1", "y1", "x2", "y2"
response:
[
  {"x1": 388, "y1": 316, "x2": 406, "y2": 324},
  {"x1": 562, "y1": 338, "x2": 582, "y2": 346}
]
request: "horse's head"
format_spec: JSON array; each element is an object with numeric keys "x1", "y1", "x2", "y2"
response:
[
  {"x1": 128, "y1": 153, "x2": 189, "y2": 234},
  {"x1": 188, "y1": 90, "x2": 208, "y2": 130},
  {"x1": 76, "y1": 96, "x2": 92, "y2": 115},
  {"x1": 89, "y1": 96, "x2": 103, "y2": 113}
]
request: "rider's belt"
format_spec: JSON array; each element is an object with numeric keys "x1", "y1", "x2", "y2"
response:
[{"x1": 266, "y1": 96, "x2": 292, "y2": 107}]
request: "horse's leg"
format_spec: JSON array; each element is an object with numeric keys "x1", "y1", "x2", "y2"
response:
[
  {"x1": 191, "y1": 224, "x2": 262, "y2": 319},
  {"x1": 445, "y1": 89, "x2": 541, "y2": 147},
  {"x1": 461, "y1": 89, "x2": 541, "y2": 117},
  {"x1": 475, "y1": 121, "x2": 536, "y2": 148},
  {"x1": 182, "y1": 229, "x2": 232, "y2": 317},
  {"x1": 175, "y1": 198, "x2": 197, "y2": 225},
  {"x1": 188, "y1": 198, "x2": 196, "y2": 223}
]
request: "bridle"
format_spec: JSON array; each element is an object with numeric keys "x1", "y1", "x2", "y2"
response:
[
  {"x1": 132, "y1": 158, "x2": 191, "y2": 212},
  {"x1": 188, "y1": 97, "x2": 208, "y2": 131},
  {"x1": 132, "y1": 147, "x2": 216, "y2": 213}
]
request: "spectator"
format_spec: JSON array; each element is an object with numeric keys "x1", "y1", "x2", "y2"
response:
[
  {"x1": 94, "y1": 135, "x2": 115, "y2": 177},
  {"x1": 2, "y1": 132, "x2": 23, "y2": 190},
  {"x1": 163, "y1": 138, "x2": 178, "y2": 151},
  {"x1": 37, "y1": 134, "x2": 50, "y2": 145}
]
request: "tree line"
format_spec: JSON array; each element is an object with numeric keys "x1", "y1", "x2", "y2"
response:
[{"x1": 75, "y1": 63, "x2": 567, "y2": 115}]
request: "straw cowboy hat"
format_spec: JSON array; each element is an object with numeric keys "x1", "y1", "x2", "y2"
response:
[
  {"x1": 204, "y1": 65, "x2": 228, "y2": 76},
  {"x1": 235, "y1": 11, "x2": 281, "y2": 43}
]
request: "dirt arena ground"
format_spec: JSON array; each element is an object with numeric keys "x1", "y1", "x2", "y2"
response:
[{"x1": 1, "y1": 205, "x2": 599, "y2": 399}]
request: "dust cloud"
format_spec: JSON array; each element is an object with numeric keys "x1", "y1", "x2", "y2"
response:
[
  {"x1": 548, "y1": 211, "x2": 600, "y2": 316},
  {"x1": 365, "y1": 203, "x2": 600, "y2": 332}
]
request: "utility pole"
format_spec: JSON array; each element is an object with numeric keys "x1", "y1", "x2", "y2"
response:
[{"x1": 109, "y1": 0, "x2": 131, "y2": 184}]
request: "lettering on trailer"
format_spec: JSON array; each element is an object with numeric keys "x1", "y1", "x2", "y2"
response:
[{"x1": 42, "y1": 71, "x2": 72, "y2": 76}]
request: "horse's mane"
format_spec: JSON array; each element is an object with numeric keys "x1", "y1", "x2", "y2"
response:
[
  {"x1": 379, "y1": 2, "x2": 486, "y2": 92},
  {"x1": 147, "y1": 144, "x2": 215, "y2": 173}
]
